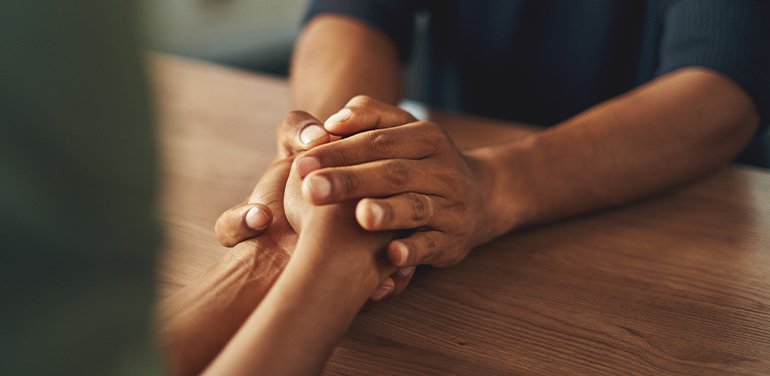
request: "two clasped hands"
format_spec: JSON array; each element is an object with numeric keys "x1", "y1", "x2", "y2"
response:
[
  {"x1": 159, "y1": 95, "x2": 506, "y2": 375},
  {"x1": 215, "y1": 95, "x2": 493, "y2": 307}
]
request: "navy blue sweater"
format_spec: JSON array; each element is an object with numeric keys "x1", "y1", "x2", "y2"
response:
[{"x1": 306, "y1": 0, "x2": 770, "y2": 166}]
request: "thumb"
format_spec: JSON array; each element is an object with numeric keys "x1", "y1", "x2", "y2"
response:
[{"x1": 215, "y1": 203, "x2": 273, "y2": 247}]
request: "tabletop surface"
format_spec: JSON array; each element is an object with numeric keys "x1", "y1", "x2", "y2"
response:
[{"x1": 150, "y1": 54, "x2": 770, "y2": 375}]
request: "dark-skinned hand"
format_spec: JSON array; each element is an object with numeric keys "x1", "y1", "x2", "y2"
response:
[{"x1": 214, "y1": 110, "x2": 413, "y2": 308}]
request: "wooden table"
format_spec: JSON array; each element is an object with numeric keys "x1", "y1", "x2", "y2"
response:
[{"x1": 150, "y1": 54, "x2": 770, "y2": 375}]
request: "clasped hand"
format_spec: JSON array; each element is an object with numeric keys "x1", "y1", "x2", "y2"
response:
[{"x1": 216, "y1": 95, "x2": 490, "y2": 305}]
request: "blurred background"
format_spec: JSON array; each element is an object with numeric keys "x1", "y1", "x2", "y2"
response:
[
  {"x1": 143, "y1": 0, "x2": 430, "y2": 102},
  {"x1": 142, "y1": 0, "x2": 767, "y2": 166},
  {"x1": 144, "y1": 0, "x2": 306, "y2": 76}
]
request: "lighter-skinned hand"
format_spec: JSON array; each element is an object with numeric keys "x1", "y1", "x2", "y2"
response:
[{"x1": 215, "y1": 109, "x2": 412, "y2": 307}]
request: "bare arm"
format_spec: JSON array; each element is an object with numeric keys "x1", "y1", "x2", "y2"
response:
[
  {"x1": 157, "y1": 240, "x2": 289, "y2": 375},
  {"x1": 291, "y1": 67, "x2": 759, "y2": 268},
  {"x1": 157, "y1": 160, "x2": 296, "y2": 375},
  {"x1": 203, "y1": 208, "x2": 393, "y2": 375},
  {"x1": 203, "y1": 157, "x2": 395, "y2": 375},
  {"x1": 472, "y1": 67, "x2": 760, "y2": 239},
  {"x1": 290, "y1": 14, "x2": 403, "y2": 120},
  {"x1": 159, "y1": 155, "x2": 395, "y2": 375},
  {"x1": 212, "y1": 13, "x2": 404, "y2": 252}
]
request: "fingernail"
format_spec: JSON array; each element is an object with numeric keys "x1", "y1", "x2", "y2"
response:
[
  {"x1": 396, "y1": 243, "x2": 409, "y2": 265},
  {"x1": 325, "y1": 108, "x2": 352, "y2": 127},
  {"x1": 244, "y1": 207, "x2": 269, "y2": 230},
  {"x1": 300, "y1": 124, "x2": 325, "y2": 145},
  {"x1": 370, "y1": 284, "x2": 393, "y2": 302},
  {"x1": 297, "y1": 156, "x2": 321, "y2": 176},
  {"x1": 368, "y1": 202, "x2": 384, "y2": 228},
  {"x1": 397, "y1": 266, "x2": 415, "y2": 277},
  {"x1": 308, "y1": 175, "x2": 331, "y2": 201}
]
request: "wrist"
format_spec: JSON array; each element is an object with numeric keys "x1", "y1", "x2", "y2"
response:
[
  {"x1": 230, "y1": 237, "x2": 292, "y2": 271},
  {"x1": 293, "y1": 204, "x2": 392, "y2": 281},
  {"x1": 465, "y1": 137, "x2": 537, "y2": 243}
]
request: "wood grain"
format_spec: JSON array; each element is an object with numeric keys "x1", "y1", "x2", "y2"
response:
[{"x1": 150, "y1": 54, "x2": 770, "y2": 375}]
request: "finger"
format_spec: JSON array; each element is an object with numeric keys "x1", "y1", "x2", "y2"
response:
[
  {"x1": 301, "y1": 159, "x2": 440, "y2": 205},
  {"x1": 369, "y1": 276, "x2": 395, "y2": 302},
  {"x1": 324, "y1": 95, "x2": 417, "y2": 135},
  {"x1": 360, "y1": 267, "x2": 415, "y2": 312},
  {"x1": 248, "y1": 158, "x2": 292, "y2": 210},
  {"x1": 215, "y1": 204, "x2": 273, "y2": 247},
  {"x1": 387, "y1": 231, "x2": 456, "y2": 268},
  {"x1": 277, "y1": 110, "x2": 330, "y2": 157},
  {"x1": 360, "y1": 277, "x2": 395, "y2": 311},
  {"x1": 295, "y1": 121, "x2": 443, "y2": 177},
  {"x1": 390, "y1": 266, "x2": 415, "y2": 297},
  {"x1": 356, "y1": 194, "x2": 437, "y2": 231}
]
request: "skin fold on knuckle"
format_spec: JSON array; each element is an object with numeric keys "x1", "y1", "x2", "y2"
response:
[
  {"x1": 384, "y1": 161, "x2": 410, "y2": 190},
  {"x1": 350, "y1": 94, "x2": 375, "y2": 108},
  {"x1": 367, "y1": 131, "x2": 395, "y2": 157},
  {"x1": 331, "y1": 171, "x2": 358, "y2": 197},
  {"x1": 413, "y1": 234, "x2": 439, "y2": 265},
  {"x1": 307, "y1": 146, "x2": 343, "y2": 169},
  {"x1": 408, "y1": 193, "x2": 431, "y2": 223}
]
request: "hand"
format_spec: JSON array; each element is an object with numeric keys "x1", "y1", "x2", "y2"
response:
[
  {"x1": 297, "y1": 96, "x2": 489, "y2": 270},
  {"x1": 215, "y1": 111, "x2": 331, "y2": 247},
  {"x1": 215, "y1": 108, "x2": 411, "y2": 307},
  {"x1": 215, "y1": 157, "x2": 299, "y2": 255}
]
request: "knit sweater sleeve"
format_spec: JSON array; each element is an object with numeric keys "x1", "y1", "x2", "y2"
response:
[
  {"x1": 303, "y1": 0, "x2": 418, "y2": 62},
  {"x1": 657, "y1": 0, "x2": 770, "y2": 134}
]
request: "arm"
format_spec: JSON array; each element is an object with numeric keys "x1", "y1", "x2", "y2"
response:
[
  {"x1": 159, "y1": 156, "x2": 395, "y2": 375},
  {"x1": 157, "y1": 159, "x2": 296, "y2": 375},
  {"x1": 473, "y1": 67, "x2": 760, "y2": 236},
  {"x1": 204, "y1": 207, "x2": 393, "y2": 375},
  {"x1": 157, "y1": 239, "x2": 289, "y2": 375},
  {"x1": 212, "y1": 14, "x2": 412, "y2": 307},
  {"x1": 203, "y1": 156, "x2": 395, "y2": 375},
  {"x1": 213, "y1": 14, "x2": 403, "y2": 249},
  {"x1": 290, "y1": 14, "x2": 403, "y2": 120},
  {"x1": 292, "y1": 67, "x2": 759, "y2": 267}
]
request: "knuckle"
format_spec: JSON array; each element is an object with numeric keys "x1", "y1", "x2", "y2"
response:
[
  {"x1": 334, "y1": 171, "x2": 359, "y2": 195},
  {"x1": 400, "y1": 108, "x2": 418, "y2": 122},
  {"x1": 350, "y1": 94, "x2": 374, "y2": 107},
  {"x1": 416, "y1": 121, "x2": 447, "y2": 152},
  {"x1": 284, "y1": 110, "x2": 310, "y2": 126},
  {"x1": 438, "y1": 168, "x2": 465, "y2": 188},
  {"x1": 418, "y1": 121, "x2": 443, "y2": 138},
  {"x1": 367, "y1": 131, "x2": 395, "y2": 156},
  {"x1": 311, "y1": 145, "x2": 345, "y2": 168},
  {"x1": 418, "y1": 236, "x2": 439, "y2": 264},
  {"x1": 424, "y1": 121, "x2": 441, "y2": 133},
  {"x1": 409, "y1": 194, "x2": 431, "y2": 222},
  {"x1": 384, "y1": 161, "x2": 410, "y2": 189},
  {"x1": 426, "y1": 235, "x2": 437, "y2": 251}
]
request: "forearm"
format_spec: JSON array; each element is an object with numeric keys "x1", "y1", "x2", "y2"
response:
[
  {"x1": 156, "y1": 239, "x2": 289, "y2": 376},
  {"x1": 204, "y1": 208, "x2": 393, "y2": 375},
  {"x1": 470, "y1": 67, "x2": 760, "y2": 241},
  {"x1": 291, "y1": 14, "x2": 403, "y2": 120}
]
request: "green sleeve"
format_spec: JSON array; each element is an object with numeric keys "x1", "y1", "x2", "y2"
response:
[{"x1": 0, "y1": 0, "x2": 161, "y2": 374}]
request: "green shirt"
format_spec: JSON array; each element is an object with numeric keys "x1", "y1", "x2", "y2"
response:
[{"x1": 1, "y1": 1, "x2": 161, "y2": 374}]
